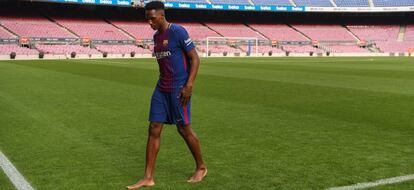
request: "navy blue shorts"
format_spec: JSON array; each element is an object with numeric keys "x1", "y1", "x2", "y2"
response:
[{"x1": 149, "y1": 87, "x2": 191, "y2": 125}]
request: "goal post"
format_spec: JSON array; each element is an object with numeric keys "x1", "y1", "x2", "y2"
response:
[{"x1": 205, "y1": 37, "x2": 259, "y2": 57}]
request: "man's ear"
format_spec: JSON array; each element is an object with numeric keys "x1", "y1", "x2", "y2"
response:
[{"x1": 157, "y1": 9, "x2": 165, "y2": 17}]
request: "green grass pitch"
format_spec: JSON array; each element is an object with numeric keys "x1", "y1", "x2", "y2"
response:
[{"x1": 0, "y1": 57, "x2": 413, "y2": 190}]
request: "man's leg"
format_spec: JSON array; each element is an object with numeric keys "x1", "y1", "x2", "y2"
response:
[
  {"x1": 177, "y1": 124, "x2": 207, "y2": 182},
  {"x1": 127, "y1": 122, "x2": 163, "y2": 189}
]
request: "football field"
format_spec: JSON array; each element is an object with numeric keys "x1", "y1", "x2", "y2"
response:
[{"x1": 0, "y1": 57, "x2": 413, "y2": 190}]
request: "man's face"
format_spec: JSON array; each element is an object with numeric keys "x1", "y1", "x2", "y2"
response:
[{"x1": 145, "y1": 9, "x2": 164, "y2": 30}]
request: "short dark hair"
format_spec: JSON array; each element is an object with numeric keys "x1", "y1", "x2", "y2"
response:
[{"x1": 144, "y1": 1, "x2": 165, "y2": 10}]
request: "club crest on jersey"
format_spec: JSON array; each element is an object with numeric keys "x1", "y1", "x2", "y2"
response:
[{"x1": 163, "y1": 40, "x2": 168, "y2": 46}]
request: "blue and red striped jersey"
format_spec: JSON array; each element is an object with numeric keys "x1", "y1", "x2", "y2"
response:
[{"x1": 153, "y1": 23, "x2": 195, "y2": 92}]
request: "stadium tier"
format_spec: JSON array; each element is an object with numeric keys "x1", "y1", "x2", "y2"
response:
[
  {"x1": 109, "y1": 20, "x2": 155, "y2": 40},
  {"x1": 346, "y1": 25, "x2": 410, "y2": 52},
  {"x1": 248, "y1": 24, "x2": 308, "y2": 41},
  {"x1": 94, "y1": 45, "x2": 151, "y2": 54},
  {"x1": 0, "y1": 27, "x2": 16, "y2": 39},
  {"x1": 0, "y1": 44, "x2": 38, "y2": 55},
  {"x1": 334, "y1": 0, "x2": 369, "y2": 7},
  {"x1": 293, "y1": 0, "x2": 333, "y2": 7},
  {"x1": 141, "y1": 0, "x2": 414, "y2": 7},
  {"x1": 53, "y1": 18, "x2": 132, "y2": 40},
  {"x1": 177, "y1": 22, "x2": 221, "y2": 40},
  {"x1": 375, "y1": 41, "x2": 413, "y2": 52},
  {"x1": 109, "y1": 21, "x2": 220, "y2": 41},
  {"x1": 251, "y1": 0, "x2": 292, "y2": 6},
  {"x1": 373, "y1": 0, "x2": 414, "y2": 7},
  {"x1": 347, "y1": 25, "x2": 400, "y2": 41},
  {"x1": 405, "y1": 25, "x2": 414, "y2": 41},
  {"x1": 240, "y1": 45, "x2": 285, "y2": 54},
  {"x1": 165, "y1": 0, "x2": 208, "y2": 3},
  {"x1": 197, "y1": 44, "x2": 242, "y2": 54},
  {"x1": 291, "y1": 24, "x2": 356, "y2": 41},
  {"x1": 35, "y1": 44, "x2": 101, "y2": 55},
  {"x1": 205, "y1": 23, "x2": 266, "y2": 39},
  {"x1": 282, "y1": 45, "x2": 323, "y2": 53},
  {"x1": 209, "y1": 0, "x2": 251, "y2": 5},
  {"x1": 0, "y1": 16, "x2": 76, "y2": 38},
  {"x1": 323, "y1": 45, "x2": 370, "y2": 53},
  {"x1": 159, "y1": 0, "x2": 414, "y2": 7}
]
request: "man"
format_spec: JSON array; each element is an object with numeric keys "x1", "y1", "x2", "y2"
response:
[{"x1": 127, "y1": 1, "x2": 207, "y2": 189}]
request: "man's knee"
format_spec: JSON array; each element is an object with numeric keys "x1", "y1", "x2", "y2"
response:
[
  {"x1": 177, "y1": 124, "x2": 193, "y2": 137},
  {"x1": 149, "y1": 122, "x2": 163, "y2": 138}
]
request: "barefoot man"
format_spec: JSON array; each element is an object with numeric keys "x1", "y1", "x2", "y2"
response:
[{"x1": 127, "y1": 1, "x2": 207, "y2": 189}]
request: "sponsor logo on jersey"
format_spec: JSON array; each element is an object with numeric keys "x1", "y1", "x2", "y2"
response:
[
  {"x1": 163, "y1": 40, "x2": 169, "y2": 47},
  {"x1": 155, "y1": 51, "x2": 171, "y2": 59}
]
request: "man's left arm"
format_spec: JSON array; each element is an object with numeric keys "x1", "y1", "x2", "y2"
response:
[{"x1": 180, "y1": 48, "x2": 199, "y2": 106}]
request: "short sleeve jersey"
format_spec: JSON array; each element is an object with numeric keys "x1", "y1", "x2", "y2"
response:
[{"x1": 153, "y1": 23, "x2": 195, "y2": 92}]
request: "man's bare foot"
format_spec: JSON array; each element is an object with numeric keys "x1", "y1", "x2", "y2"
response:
[
  {"x1": 126, "y1": 179, "x2": 155, "y2": 189},
  {"x1": 187, "y1": 168, "x2": 208, "y2": 183}
]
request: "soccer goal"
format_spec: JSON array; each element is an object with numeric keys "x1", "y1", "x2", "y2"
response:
[{"x1": 204, "y1": 37, "x2": 259, "y2": 57}]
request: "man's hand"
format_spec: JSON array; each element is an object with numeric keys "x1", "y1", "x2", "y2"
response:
[
  {"x1": 180, "y1": 85, "x2": 192, "y2": 106},
  {"x1": 180, "y1": 48, "x2": 199, "y2": 107}
]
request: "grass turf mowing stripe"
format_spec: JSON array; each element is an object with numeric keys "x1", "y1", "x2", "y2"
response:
[
  {"x1": 0, "y1": 151, "x2": 35, "y2": 190},
  {"x1": 327, "y1": 174, "x2": 414, "y2": 190}
]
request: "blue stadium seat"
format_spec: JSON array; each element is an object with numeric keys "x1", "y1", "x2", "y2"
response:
[
  {"x1": 294, "y1": 0, "x2": 333, "y2": 7},
  {"x1": 373, "y1": 0, "x2": 414, "y2": 7},
  {"x1": 252, "y1": 0, "x2": 293, "y2": 6},
  {"x1": 335, "y1": 0, "x2": 369, "y2": 7},
  {"x1": 165, "y1": 0, "x2": 209, "y2": 3},
  {"x1": 209, "y1": 0, "x2": 251, "y2": 5}
]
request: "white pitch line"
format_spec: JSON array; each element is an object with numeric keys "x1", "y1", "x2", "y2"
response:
[
  {"x1": 327, "y1": 174, "x2": 414, "y2": 190},
  {"x1": 0, "y1": 150, "x2": 35, "y2": 190}
]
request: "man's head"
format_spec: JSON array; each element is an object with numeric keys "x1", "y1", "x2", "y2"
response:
[{"x1": 144, "y1": 1, "x2": 166, "y2": 31}]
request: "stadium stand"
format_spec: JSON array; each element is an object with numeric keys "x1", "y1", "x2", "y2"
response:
[
  {"x1": 0, "y1": 27, "x2": 16, "y2": 39},
  {"x1": 346, "y1": 25, "x2": 413, "y2": 52},
  {"x1": 248, "y1": 24, "x2": 308, "y2": 41},
  {"x1": 292, "y1": 24, "x2": 356, "y2": 41},
  {"x1": 205, "y1": 23, "x2": 266, "y2": 39},
  {"x1": 404, "y1": 25, "x2": 414, "y2": 41},
  {"x1": 251, "y1": 0, "x2": 292, "y2": 6},
  {"x1": 110, "y1": 20, "x2": 154, "y2": 40},
  {"x1": 110, "y1": 20, "x2": 221, "y2": 41},
  {"x1": 375, "y1": 41, "x2": 413, "y2": 52},
  {"x1": 197, "y1": 44, "x2": 242, "y2": 54},
  {"x1": 53, "y1": 18, "x2": 131, "y2": 40},
  {"x1": 346, "y1": 25, "x2": 410, "y2": 52},
  {"x1": 293, "y1": 0, "x2": 333, "y2": 7},
  {"x1": 94, "y1": 45, "x2": 151, "y2": 54},
  {"x1": 347, "y1": 25, "x2": 399, "y2": 41},
  {"x1": 165, "y1": 0, "x2": 208, "y2": 3},
  {"x1": 176, "y1": 22, "x2": 221, "y2": 40},
  {"x1": 373, "y1": 0, "x2": 414, "y2": 7},
  {"x1": 282, "y1": 45, "x2": 323, "y2": 53},
  {"x1": 240, "y1": 45, "x2": 285, "y2": 54},
  {"x1": 323, "y1": 45, "x2": 370, "y2": 53},
  {"x1": 0, "y1": 44, "x2": 38, "y2": 55},
  {"x1": 334, "y1": 0, "x2": 370, "y2": 7},
  {"x1": 35, "y1": 44, "x2": 101, "y2": 55},
  {"x1": 0, "y1": 16, "x2": 76, "y2": 38},
  {"x1": 209, "y1": 0, "x2": 251, "y2": 5}
]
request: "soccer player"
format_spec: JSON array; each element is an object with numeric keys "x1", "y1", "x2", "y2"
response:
[{"x1": 126, "y1": 1, "x2": 207, "y2": 189}]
